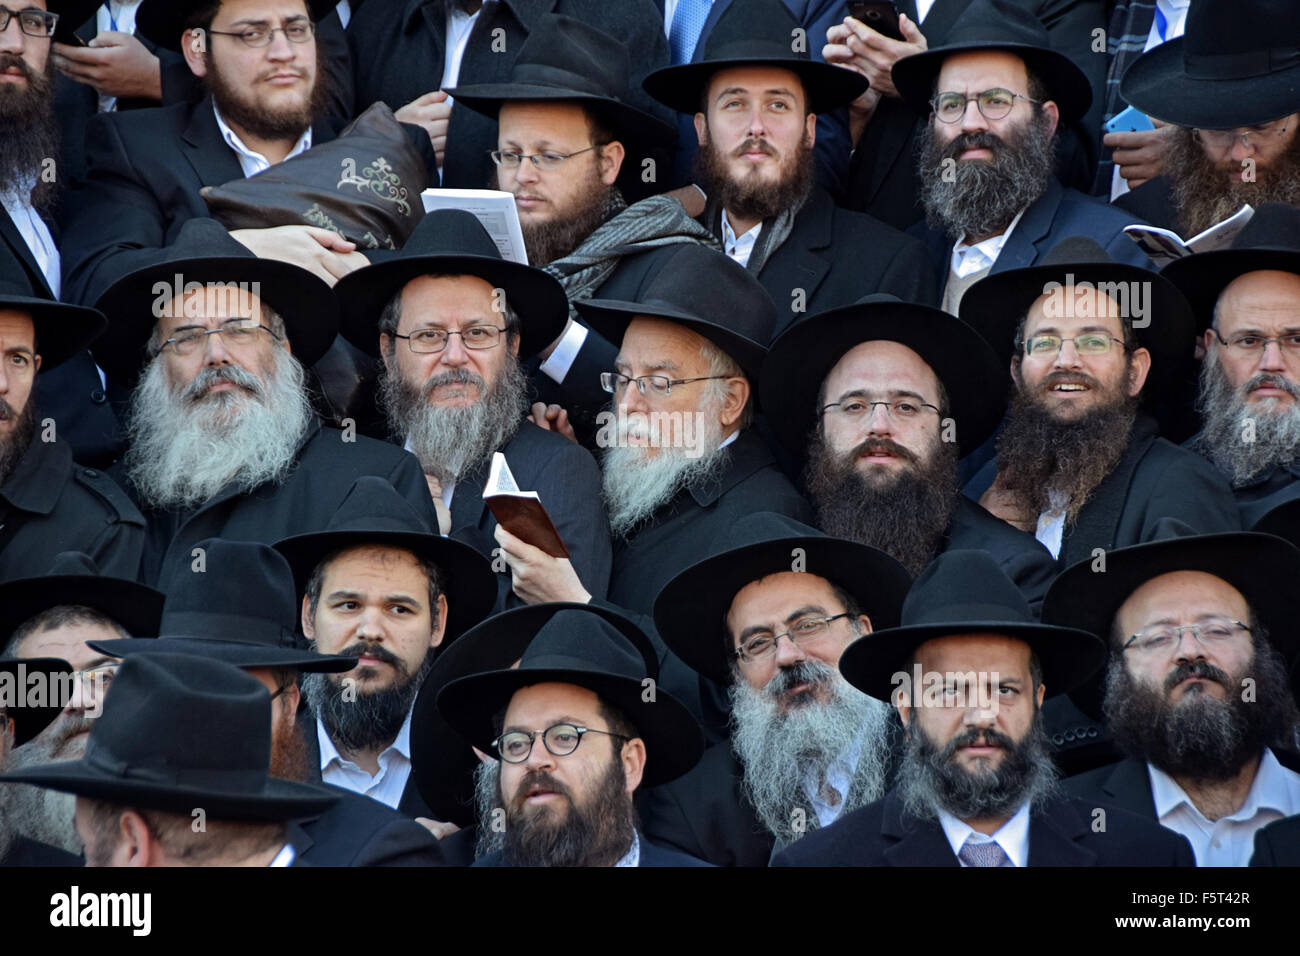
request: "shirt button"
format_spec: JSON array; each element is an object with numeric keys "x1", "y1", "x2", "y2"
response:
[{"x1": 90, "y1": 387, "x2": 107, "y2": 404}]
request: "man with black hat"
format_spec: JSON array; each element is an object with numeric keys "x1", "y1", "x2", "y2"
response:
[
  {"x1": 436, "y1": 603, "x2": 708, "y2": 866},
  {"x1": 91, "y1": 244, "x2": 438, "y2": 586},
  {"x1": 963, "y1": 238, "x2": 1239, "y2": 566},
  {"x1": 641, "y1": 513, "x2": 910, "y2": 866},
  {"x1": 334, "y1": 208, "x2": 613, "y2": 604},
  {"x1": 1045, "y1": 533, "x2": 1300, "y2": 866},
  {"x1": 1163, "y1": 204, "x2": 1300, "y2": 527},
  {"x1": 774, "y1": 550, "x2": 1196, "y2": 866},
  {"x1": 2, "y1": 652, "x2": 343, "y2": 866},
  {"x1": 641, "y1": 0, "x2": 937, "y2": 337},
  {"x1": 890, "y1": 0, "x2": 1151, "y2": 313},
  {"x1": 1110, "y1": 1, "x2": 1300, "y2": 236},
  {"x1": 92, "y1": 533, "x2": 454, "y2": 865}
]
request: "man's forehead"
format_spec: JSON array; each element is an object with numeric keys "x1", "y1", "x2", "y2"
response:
[
  {"x1": 158, "y1": 284, "x2": 266, "y2": 331},
  {"x1": 1024, "y1": 289, "x2": 1124, "y2": 334},
  {"x1": 729, "y1": 570, "x2": 841, "y2": 623},
  {"x1": 706, "y1": 65, "x2": 806, "y2": 100},
  {"x1": 913, "y1": 632, "x2": 1033, "y2": 674},
  {"x1": 0, "y1": 309, "x2": 36, "y2": 346},
  {"x1": 505, "y1": 681, "x2": 602, "y2": 723},
  {"x1": 937, "y1": 50, "x2": 1030, "y2": 89},
  {"x1": 825, "y1": 340, "x2": 939, "y2": 394},
  {"x1": 214, "y1": 0, "x2": 312, "y2": 25},
  {"x1": 1217, "y1": 270, "x2": 1300, "y2": 329},
  {"x1": 322, "y1": 543, "x2": 430, "y2": 585},
  {"x1": 1118, "y1": 570, "x2": 1249, "y2": 622},
  {"x1": 17, "y1": 625, "x2": 121, "y2": 669},
  {"x1": 498, "y1": 100, "x2": 592, "y2": 141},
  {"x1": 399, "y1": 273, "x2": 498, "y2": 319},
  {"x1": 619, "y1": 317, "x2": 713, "y2": 363}
]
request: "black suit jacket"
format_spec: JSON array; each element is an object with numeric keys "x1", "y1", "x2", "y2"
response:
[
  {"x1": 1250, "y1": 814, "x2": 1300, "y2": 866},
  {"x1": 1112, "y1": 175, "x2": 1178, "y2": 233},
  {"x1": 771, "y1": 788, "x2": 1196, "y2": 866},
  {"x1": 943, "y1": 495, "x2": 1056, "y2": 612},
  {"x1": 288, "y1": 783, "x2": 447, "y2": 866},
  {"x1": 0, "y1": 835, "x2": 82, "y2": 867},
  {"x1": 474, "y1": 834, "x2": 713, "y2": 866},
  {"x1": 300, "y1": 711, "x2": 435, "y2": 821}
]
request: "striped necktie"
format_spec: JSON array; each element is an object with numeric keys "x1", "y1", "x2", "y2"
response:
[{"x1": 958, "y1": 838, "x2": 1013, "y2": 867}]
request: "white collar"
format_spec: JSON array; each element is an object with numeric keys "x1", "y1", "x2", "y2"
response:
[
  {"x1": 614, "y1": 831, "x2": 641, "y2": 867},
  {"x1": 267, "y1": 843, "x2": 297, "y2": 867},
  {"x1": 937, "y1": 801, "x2": 1032, "y2": 867},
  {"x1": 212, "y1": 102, "x2": 313, "y2": 171},
  {"x1": 317, "y1": 706, "x2": 414, "y2": 771},
  {"x1": 949, "y1": 207, "x2": 1027, "y2": 279},
  {"x1": 1149, "y1": 749, "x2": 1300, "y2": 822}
]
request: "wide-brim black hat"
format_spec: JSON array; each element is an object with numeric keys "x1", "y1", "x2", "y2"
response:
[
  {"x1": 335, "y1": 208, "x2": 568, "y2": 360},
  {"x1": 891, "y1": 0, "x2": 1092, "y2": 124},
  {"x1": 273, "y1": 476, "x2": 497, "y2": 641},
  {"x1": 762, "y1": 294, "x2": 1006, "y2": 457},
  {"x1": 1, "y1": 653, "x2": 340, "y2": 819},
  {"x1": 409, "y1": 602, "x2": 659, "y2": 822},
  {"x1": 1160, "y1": 203, "x2": 1300, "y2": 334},
  {"x1": 1120, "y1": 1, "x2": 1300, "y2": 129},
  {"x1": 959, "y1": 236, "x2": 1196, "y2": 392},
  {"x1": 653, "y1": 512, "x2": 911, "y2": 685},
  {"x1": 49, "y1": 1, "x2": 102, "y2": 44},
  {"x1": 0, "y1": 658, "x2": 73, "y2": 746},
  {"x1": 574, "y1": 242, "x2": 776, "y2": 383},
  {"x1": 135, "y1": 0, "x2": 338, "y2": 52},
  {"x1": 642, "y1": 0, "x2": 867, "y2": 115},
  {"x1": 435, "y1": 606, "x2": 703, "y2": 787},
  {"x1": 0, "y1": 281, "x2": 106, "y2": 371},
  {"x1": 0, "y1": 552, "x2": 163, "y2": 644},
  {"x1": 93, "y1": 250, "x2": 339, "y2": 387},
  {"x1": 840, "y1": 550, "x2": 1106, "y2": 702}
]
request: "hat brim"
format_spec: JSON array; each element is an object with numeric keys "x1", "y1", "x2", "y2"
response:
[
  {"x1": 273, "y1": 528, "x2": 498, "y2": 641},
  {"x1": 446, "y1": 83, "x2": 679, "y2": 146},
  {"x1": 643, "y1": 57, "x2": 869, "y2": 115},
  {"x1": 88, "y1": 636, "x2": 358, "y2": 674},
  {"x1": 1120, "y1": 38, "x2": 1300, "y2": 129},
  {"x1": 892, "y1": 42, "x2": 1093, "y2": 124},
  {"x1": 653, "y1": 536, "x2": 912, "y2": 685},
  {"x1": 135, "y1": 0, "x2": 337, "y2": 52},
  {"x1": 762, "y1": 297, "x2": 1007, "y2": 458},
  {"x1": 334, "y1": 253, "x2": 569, "y2": 360},
  {"x1": 0, "y1": 293, "x2": 106, "y2": 371},
  {"x1": 1160, "y1": 247, "x2": 1300, "y2": 334},
  {"x1": 0, "y1": 658, "x2": 74, "y2": 746},
  {"x1": 92, "y1": 256, "x2": 339, "y2": 387},
  {"x1": 0, "y1": 574, "x2": 163, "y2": 645}
]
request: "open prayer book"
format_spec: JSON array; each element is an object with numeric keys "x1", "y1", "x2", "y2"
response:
[
  {"x1": 420, "y1": 188, "x2": 529, "y2": 264},
  {"x1": 1123, "y1": 204, "x2": 1254, "y2": 265},
  {"x1": 484, "y1": 452, "x2": 571, "y2": 558}
]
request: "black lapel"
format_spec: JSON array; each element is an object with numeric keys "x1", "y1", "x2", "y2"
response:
[
  {"x1": 449, "y1": 452, "x2": 491, "y2": 531},
  {"x1": 1101, "y1": 757, "x2": 1157, "y2": 816},
  {"x1": 1058, "y1": 415, "x2": 1158, "y2": 568},
  {"x1": 1026, "y1": 798, "x2": 1097, "y2": 867},
  {"x1": 179, "y1": 96, "x2": 247, "y2": 186},
  {"x1": 758, "y1": 190, "x2": 833, "y2": 338},
  {"x1": 880, "y1": 792, "x2": 960, "y2": 866},
  {"x1": 989, "y1": 179, "x2": 1064, "y2": 275},
  {"x1": 916, "y1": 0, "x2": 970, "y2": 42},
  {"x1": 0, "y1": 208, "x2": 53, "y2": 297}
]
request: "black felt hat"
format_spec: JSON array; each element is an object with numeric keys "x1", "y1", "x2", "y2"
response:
[
  {"x1": 135, "y1": 0, "x2": 338, "y2": 52},
  {"x1": 840, "y1": 550, "x2": 1106, "y2": 702},
  {"x1": 0, "y1": 552, "x2": 164, "y2": 646},
  {"x1": 0, "y1": 657, "x2": 74, "y2": 746},
  {"x1": 0, "y1": 275, "x2": 106, "y2": 371},
  {"x1": 0, "y1": 652, "x2": 341, "y2": 819},
  {"x1": 642, "y1": 0, "x2": 868, "y2": 115}
]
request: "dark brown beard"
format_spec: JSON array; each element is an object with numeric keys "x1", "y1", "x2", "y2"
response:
[
  {"x1": 0, "y1": 51, "x2": 59, "y2": 214},
  {"x1": 995, "y1": 367, "x2": 1139, "y2": 523},
  {"x1": 1166, "y1": 125, "x2": 1300, "y2": 238},
  {"x1": 501, "y1": 755, "x2": 637, "y2": 867},
  {"x1": 692, "y1": 125, "x2": 815, "y2": 224},
  {"x1": 0, "y1": 393, "x2": 36, "y2": 487},
  {"x1": 269, "y1": 713, "x2": 312, "y2": 783},
  {"x1": 514, "y1": 168, "x2": 615, "y2": 266},
  {"x1": 203, "y1": 40, "x2": 331, "y2": 142}
]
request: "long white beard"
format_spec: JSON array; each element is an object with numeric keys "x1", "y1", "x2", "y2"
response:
[{"x1": 124, "y1": 347, "x2": 313, "y2": 511}]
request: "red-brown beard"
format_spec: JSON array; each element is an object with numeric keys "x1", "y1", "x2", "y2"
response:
[{"x1": 1167, "y1": 124, "x2": 1300, "y2": 237}]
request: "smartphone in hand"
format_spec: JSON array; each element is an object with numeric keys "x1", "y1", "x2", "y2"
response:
[{"x1": 848, "y1": 1, "x2": 904, "y2": 41}]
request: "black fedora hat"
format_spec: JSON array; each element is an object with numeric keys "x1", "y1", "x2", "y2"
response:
[
  {"x1": 90, "y1": 538, "x2": 355, "y2": 673},
  {"x1": 1120, "y1": 1, "x2": 1300, "y2": 129},
  {"x1": 446, "y1": 14, "x2": 676, "y2": 146},
  {"x1": 334, "y1": 208, "x2": 569, "y2": 360},
  {"x1": 135, "y1": 0, "x2": 337, "y2": 52},
  {"x1": 892, "y1": 0, "x2": 1092, "y2": 124},
  {"x1": 0, "y1": 657, "x2": 74, "y2": 746},
  {"x1": 959, "y1": 236, "x2": 1196, "y2": 392},
  {"x1": 0, "y1": 275, "x2": 106, "y2": 371},
  {"x1": 409, "y1": 601, "x2": 659, "y2": 822},
  {"x1": 0, "y1": 652, "x2": 341, "y2": 819},
  {"x1": 653, "y1": 512, "x2": 911, "y2": 685},
  {"x1": 761, "y1": 293, "x2": 1006, "y2": 458},
  {"x1": 91, "y1": 221, "x2": 339, "y2": 386},
  {"x1": 840, "y1": 549, "x2": 1106, "y2": 702},
  {"x1": 1160, "y1": 203, "x2": 1300, "y2": 334},
  {"x1": 1251, "y1": 496, "x2": 1300, "y2": 538},
  {"x1": 574, "y1": 242, "x2": 777, "y2": 382},
  {"x1": 48, "y1": 1, "x2": 102, "y2": 44},
  {"x1": 274, "y1": 476, "x2": 497, "y2": 642},
  {"x1": 0, "y1": 552, "x2": 164, "y2": 646},
  {"x1": 436, "y1": 606, "x2": 703, "y2": 787},
  {"x1": 643, "y1": 0, "x2": 868, "y2": 115}
]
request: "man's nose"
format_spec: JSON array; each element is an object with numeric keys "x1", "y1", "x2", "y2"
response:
[
  {"x1": 772, "y1": 634, "x2": 809, "y2": 668},
  {"x1": 958, "y1": 97, "x2": 990, "y2": 135},
  {"x1": 202, "y1": 330, "x2": 235, "y2": 366},
  {"x1": 513, "y1": 158, "x2": 541, "y2": 186},
  {"x1": 265, "y1": 26, "x2": 297, "y2": 61},
  {"x1": 1052, "y1": 338, "x2": 1084, "y2": 369},
  {"x1": 522, "y1": 735, "x2": 556, "y2": 771},
  {"x1": 1258, "y1": 339, "x2": 1288, "y2": 372}
]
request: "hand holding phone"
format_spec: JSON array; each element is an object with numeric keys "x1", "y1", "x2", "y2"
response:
[{"x1": 848, "y1": 2, "x2": 904, "y2": 42}]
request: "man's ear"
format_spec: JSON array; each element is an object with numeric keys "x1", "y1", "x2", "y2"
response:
[
  {"x1": 621, "y1": 736, "x2": 647, "y2": 794},
  {"x1": 804, "y1": 110, "x2": 817, "y2": 147},
  {"x1": 718, "y1": 376, "x2": 751, "y2": 428},
  {"x1": 598, "y1": 140, "x2": 626, "y2": 185},
  {"x1": 118, "y1": 810, "x2": 155, "y2": 867},
  {"x1": 280, "y1": 683, "x2": 302, "y2": 728},
  {"x1": 693, "y1": 112, "x2": 707, "y2": 148},
  {"x1": 300, "y1": 594, "x2": 315, "y2": 640},
  {"x1": 1042, "y1": 99, "x2": 1060, "y2": 140},
  {"x1": 181, "y1": 29, "x2": 209, "y2": 78},
  {"x1": 430, "y1": 594, "x2": 449, "y2": 650},
  {"x1": 1127, "y1": 346, "x2": 1152, "y2": 396},
  {"x1": 855, "y1": 613, "x2": 873, "y2": 636},
  {"x1": 379, "y1": 335, "x2": 395, "y2": 373}
]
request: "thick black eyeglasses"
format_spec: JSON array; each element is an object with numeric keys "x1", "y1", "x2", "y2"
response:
[
  {"x1": 0, "y1": 6, "x2": 58, "y2": 37},
  {"x1": 492, "y1": 722, "x2": 630, "y2": 763}
]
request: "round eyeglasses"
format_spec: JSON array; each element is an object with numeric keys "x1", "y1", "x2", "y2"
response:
[
  {"x1": 492, "y1": 722, "x2": 630, "y2": 763},
  {"x1": 931, "y1": 88, "x2": 1040, "y2": 124}
]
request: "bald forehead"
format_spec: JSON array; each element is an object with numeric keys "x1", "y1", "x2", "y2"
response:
[
  {"x1": 158, "y1": 284, "x2": 267, "y2": 334},
  {"x1": 823, "y1": 340, "x2": 940, "y2": 400},
  {"x1": 1116, "y1": 570, "x2": 1251, "y2": 630},
  {"x1": 1024, "y1": 287, "x2": 1125, "y2": 338},
  {"x1": 1215, "y1": 270, "x2": 1300, "y2": 332}
]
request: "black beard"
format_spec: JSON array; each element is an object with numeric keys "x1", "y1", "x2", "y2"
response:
[
  {"x1": 302, "y1": 645, "x2": 435, "y2": 756},
  {"x1": 805, "y1": 432, "x2": 959, "y2": 576},
  {"x1": 0, "y1": 393, "x2": 36, "y2": 488},
  {"x1": 896, "y1": 708, "x2": 1058, "y2": 822},
  {"x1": 514, "y1": 172, "x2": 616, "y2": 267},
  {"x1": 917, "y1": 107, "x2": 1056, "y2": 241},
  {"x1": 0, "y1": 51, "x2": 59, "y2": 215},
  {"x1": 204, "y1": 42, "x2": 330, "y2": 142},
  {"x1": 995, "y1": 369, "x2": 1138, "y2": 522},
  {"x1": 1166, "y1": 125, "x2": 1300, "y2": 238},
  {"x1": 692, "y1": 127, "x2": 815, "y2": 225},
  {"x1": 1102, "y1": 643, "x2": 1299, "y2": 782},
  {"x1": 501, "y1": 756, "x2": 637, "y2": 867}
]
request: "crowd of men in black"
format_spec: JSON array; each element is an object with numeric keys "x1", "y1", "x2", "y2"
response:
[{"x1": 0, "y1": 0, "x2": 1299, "y2": 868}]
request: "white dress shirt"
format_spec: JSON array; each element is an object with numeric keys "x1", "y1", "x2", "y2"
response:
[
  {"x1": 538, "y1": 320, "x2": 590, "y2": 384},
  {"x1": 95, "y1": 0, "x2": 142, "y2": 113},
  {"x1": 317, "y1": 708, "x2": 415, "y2": 810},
  {"x1": 802, "y1": 737, "x2": 863, "y2": 828},
  {"x1": 1149, "y1": 749, "x2": 1300, "y2": 867},
  {"x1": 949, "y1": 207, "x2": 1026, "y2": 280},
  {"x1": 938, "y1": 801, "x2": 1032, "y2": 867},
  {"x1": 214, "y1": 104, "x2": 313, "y2": 178},
  {"x1": 1034, "y1": 489, "x2": 1070, "y2": 559},
  {"x1": 335, "y1": 0, "x2": 351, "y2": 29},
  {"x1": 722, "y1": 212, "x2": 762, "y2": 268},
  {"x1": 614, "y1": 831, "x2": 641, "y2": 867},
  {"x1": 915, "y1": 0, "x2": 936, "y2": 22},
  {"x1": 0, "y1": 187, "x2": 60, "y2": 296},
  {"x1": 268, "y1": 843, "x2": 297, "y2": 867}
]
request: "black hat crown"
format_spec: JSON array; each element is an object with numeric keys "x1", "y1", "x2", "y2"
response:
[
  {"x1": 945, "y1": 0, "x2": 1052, "y2": 48},
  {"x1": 399, "y1": 209, "x2": 504, "y2": 262},
  {"x1": 159, "y1": 538, "x2": 300, "y2": 648},
  {"x1": 517, "y1": 611, "x2": 647, "y2": 679},
  {"x1": 701, "y1": 0, "x2": 809, "y2": 63},
  {"x1": 900, "y1": 550, "x2": 1036, "y2": 629},
  {"x1": 507, "y1": 15, "x2": 632, "y2": 102},
  {"x1": 1181, "y1": 0, "x2": 1300, "y2": 80},
  {"x1": 316, "y1": 475, "x2": 435, "y2": 536},
  {"x1": 1228, "y1": 202, "x2": 1300, "y2": 252}
]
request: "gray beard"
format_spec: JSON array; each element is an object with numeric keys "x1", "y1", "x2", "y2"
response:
[
  {"x1": 1193, "y1": 356, "x2": 1300, "y2": 486},
  {"x1": 917, "y1": 108, "x2": 1056, "y2": 241},
  {"x1": 0, "y1": 709, "x2": 95, "y2": 854},
  {"x1": 379, "y1": 357, "x2": 527, "y2": 486},
  {"x1": 123, "y1": 348, "x2": 313, "y2": 511},
  {"x1": 474, "y1": 759, "x2": 506, "y2": 859},
  {"x1": 729, "y1": 658, "x2": 892, "y2": 843}
]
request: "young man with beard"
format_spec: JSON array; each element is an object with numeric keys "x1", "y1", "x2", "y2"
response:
[
  {"x1": 436, "y1": 605, "x2": 708, "y2": 867},
  {"x1": 774, "y1": 550, "x2": 1196, "y2": 866},
  {"x1": 335, "y1": 209, "x2": 612, "y2": 605},
  {"x1": 1162, "y1": 204, "x2": 1300, "y2": 527},
  {"x1": 91, "y1": 236, "x2": 439, "y2": 586},
  {"x1": 761, "y1": 293, "x2": 1056, "y2": 604},
  {"x1": 1111, "y1": 2, "x2": 1300, "y2": 235},
  {"x1": 893, "y1": 0, "x2": 1151, "y2": 314},
  {"x1": 963, "y1": 238, "x2": 1239, "y2": 568},
  {"x1": 641, "y1": 512, "x2": 911, "y2": 866},
  {"x1": 91, "y1": 535, "x2": 456, "y2": 865},
  {"x1": 641, "y1": 0, "x2": 936, "y2": 339},
  {"x1": 1045, "y1": 533, "x2": 1300, "y2": 866}
]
